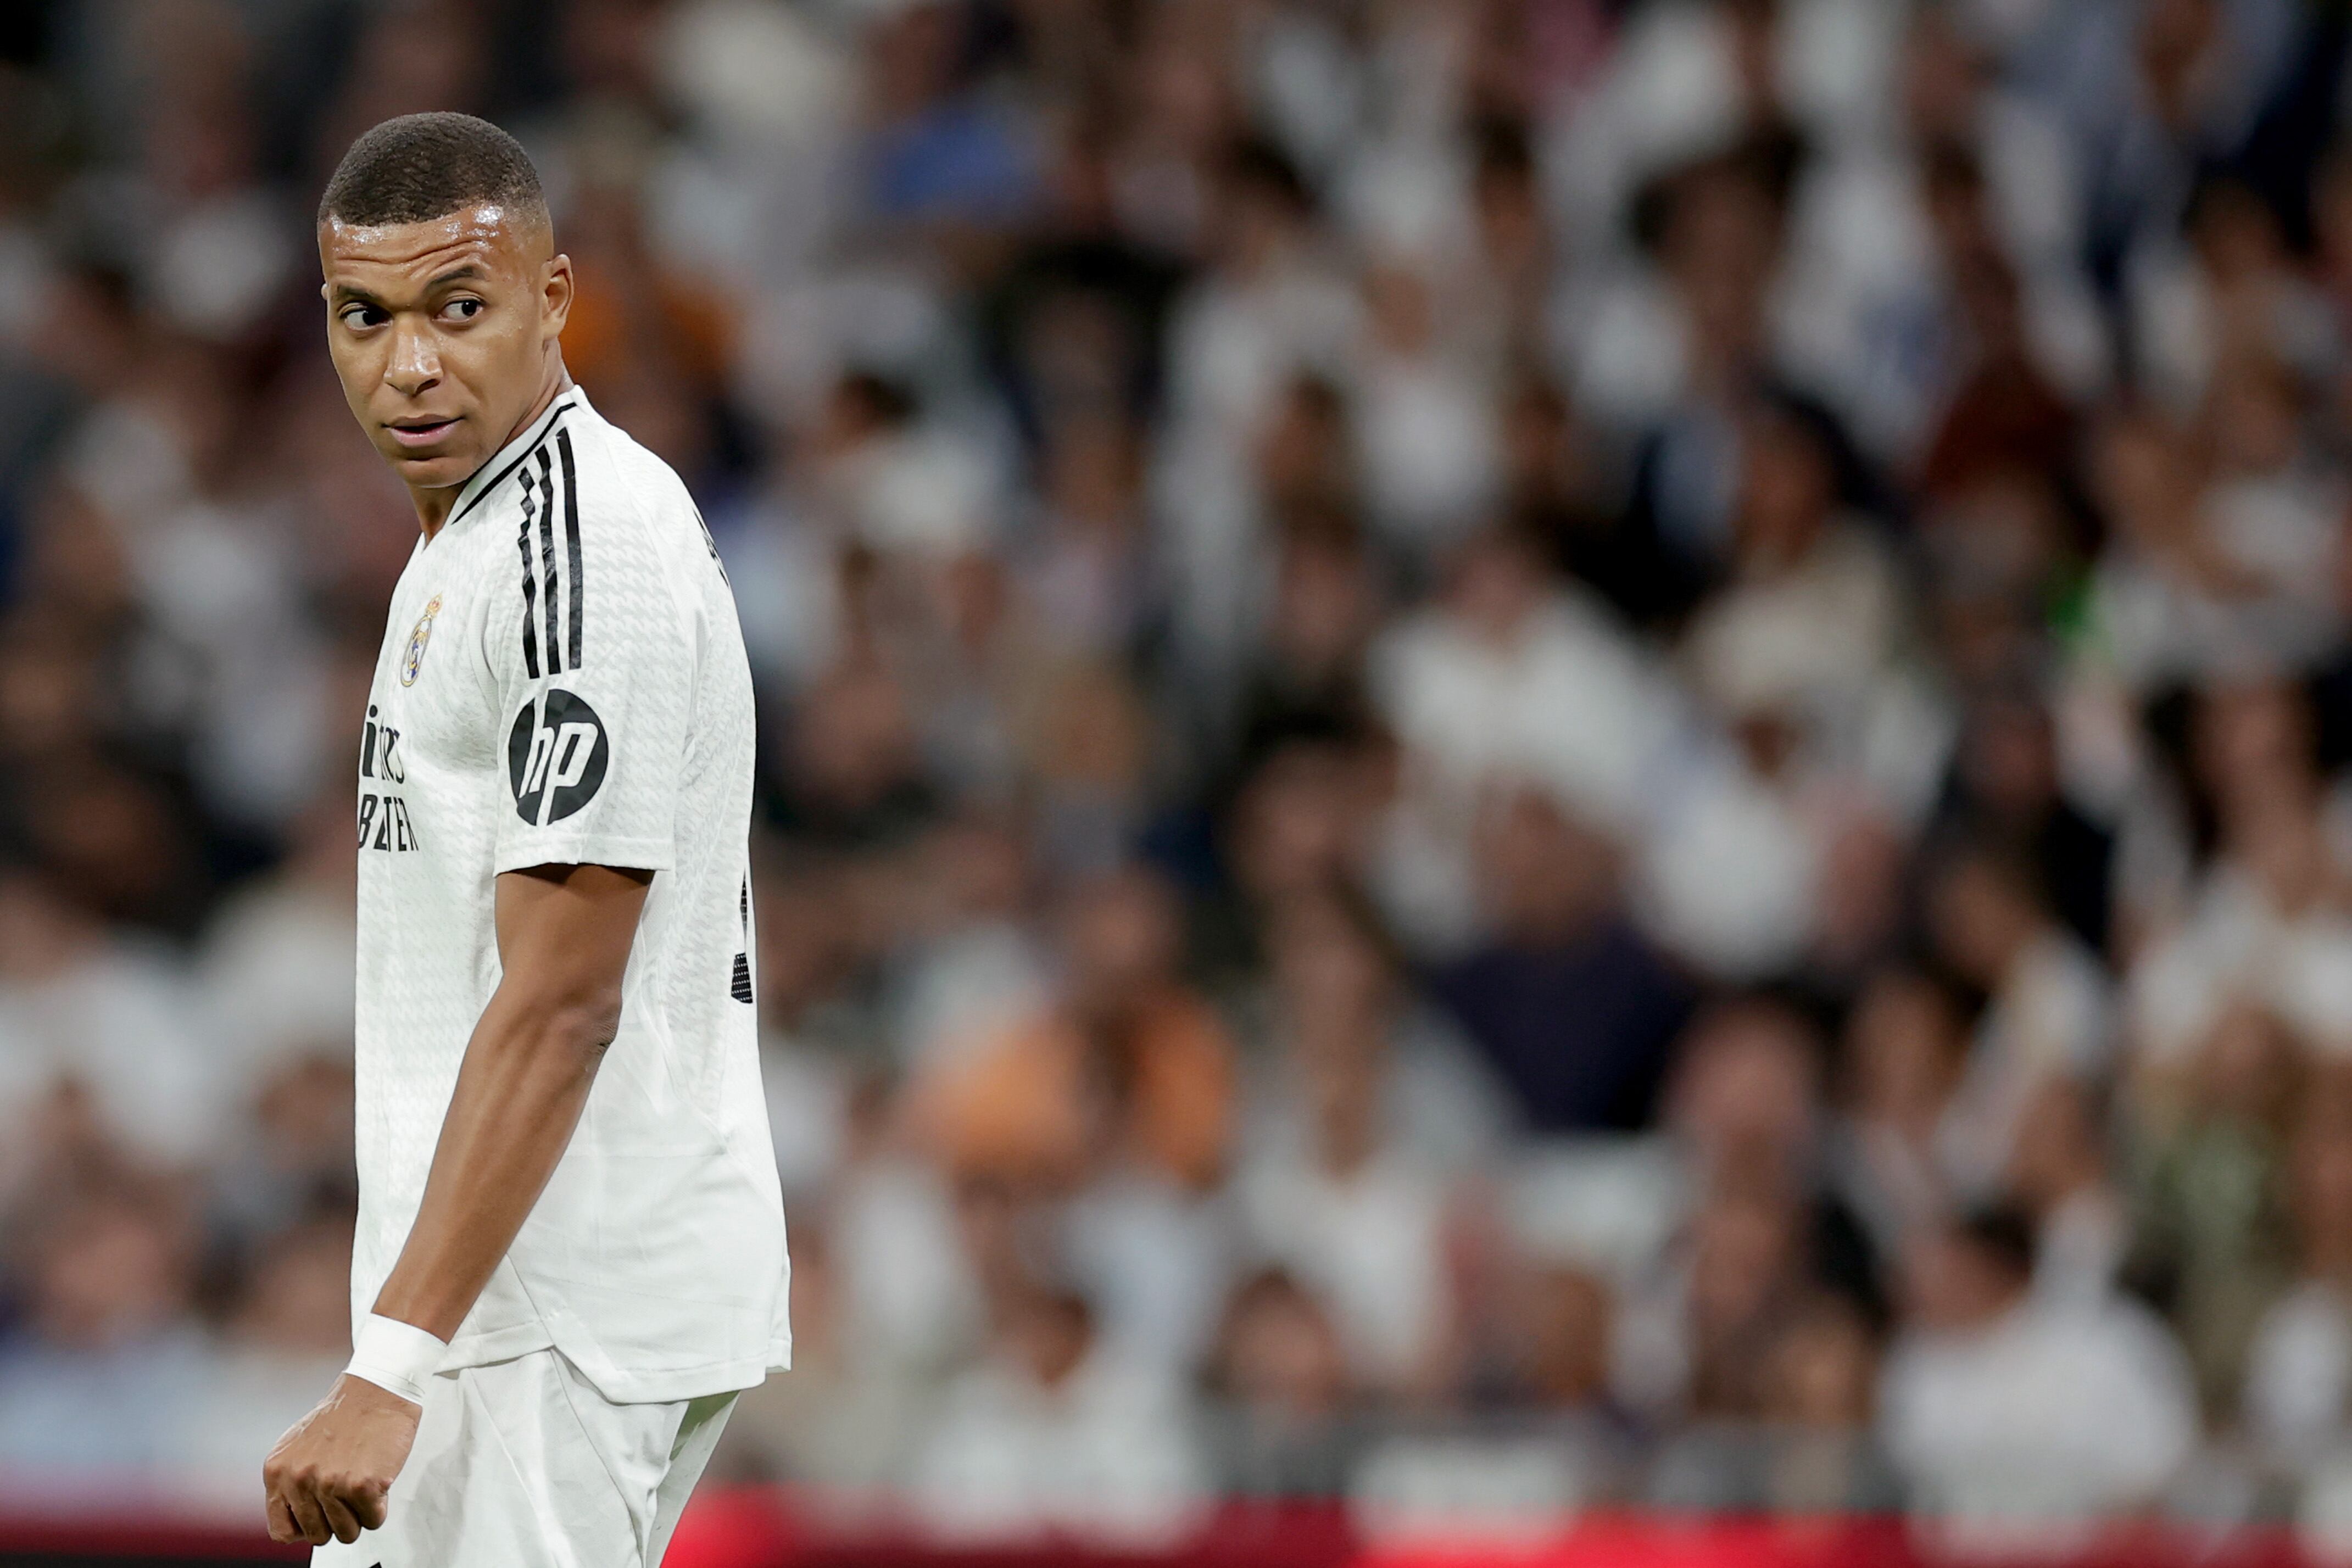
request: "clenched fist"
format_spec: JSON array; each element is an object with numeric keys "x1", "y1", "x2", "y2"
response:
[{"x1": 263, "y1": 1373, "x2": 422, "y2": 1546}]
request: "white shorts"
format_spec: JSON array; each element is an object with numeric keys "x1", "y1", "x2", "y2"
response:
[{"x1": 312, "y1": 1348, "x2": 738, "y2": 1568}]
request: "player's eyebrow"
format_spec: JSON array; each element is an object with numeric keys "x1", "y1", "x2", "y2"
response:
[{"x1": 328, "y1": 264, "x2": 487, "y2": 307}]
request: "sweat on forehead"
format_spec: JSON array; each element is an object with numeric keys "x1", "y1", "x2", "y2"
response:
[
  {"x1": 320, "y1": 204, "x2": 548, "y2": 274},
  {"x1": 319, "y1": 110, "x2": 549, "y2": 233}
]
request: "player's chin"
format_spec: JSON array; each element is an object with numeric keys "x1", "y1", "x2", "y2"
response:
[{"x1": 382, "y1": 444, "x2": 477, "y2": 487}]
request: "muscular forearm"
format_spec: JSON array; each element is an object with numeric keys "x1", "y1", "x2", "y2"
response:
[
  {"x1": 265, "y1": 866, "x2": 647, "y2": 1548},
  {"x1": 370, "y1": 985, "x2": 615, "y2": 1339}
]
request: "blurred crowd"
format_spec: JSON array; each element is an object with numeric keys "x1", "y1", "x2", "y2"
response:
[{"x1": 15, "y1": 0, "x2": 2352, "y2": 1546}]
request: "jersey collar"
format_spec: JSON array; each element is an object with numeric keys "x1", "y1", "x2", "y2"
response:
[{"x1": 442, "y1": 387, "x2": 587, "y2": 532}]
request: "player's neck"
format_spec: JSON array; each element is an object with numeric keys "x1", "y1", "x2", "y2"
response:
[{"x1": 411, "y1": 361, "x2": 576, "y2": 542}]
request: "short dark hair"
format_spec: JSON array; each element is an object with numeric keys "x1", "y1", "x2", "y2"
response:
[{"x1": 318, "y1": 113, "x2": 545, "y2": 230}]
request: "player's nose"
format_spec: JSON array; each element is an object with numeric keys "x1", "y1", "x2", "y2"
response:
[{"x1": 383, "y1": 320, "x2": 442, "y2": 397}]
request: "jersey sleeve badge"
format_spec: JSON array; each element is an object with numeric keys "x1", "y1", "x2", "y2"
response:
[{"x1": 508, "y1": 688, "x2": 610, "y2": 825}]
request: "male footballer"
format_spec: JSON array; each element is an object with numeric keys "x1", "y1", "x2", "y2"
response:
[{"x1": 263, "y1": 112, "x2": 788, "y2": 1564}]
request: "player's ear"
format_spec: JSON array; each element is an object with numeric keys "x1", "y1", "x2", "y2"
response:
[{"x1": 539, "y1": 253, "x2": 573, "y2": 343}]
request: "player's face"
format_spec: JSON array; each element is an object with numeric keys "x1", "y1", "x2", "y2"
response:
[{"x1": 318, "y1": 204, "x2": 571, "y2": 496}]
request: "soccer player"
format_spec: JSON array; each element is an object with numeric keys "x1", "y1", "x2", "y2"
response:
[{"x1": 261, "y1": 113, "x2": 788, "y2": 1563}]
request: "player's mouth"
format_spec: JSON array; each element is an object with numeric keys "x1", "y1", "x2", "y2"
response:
[{"x1": 386, "y1": 417, "x2": 460, "y2": 449}]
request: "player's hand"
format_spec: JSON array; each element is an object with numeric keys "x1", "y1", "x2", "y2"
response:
[{"x1": 262, "y1": 1372, "x2": 422, "y2": 1546}]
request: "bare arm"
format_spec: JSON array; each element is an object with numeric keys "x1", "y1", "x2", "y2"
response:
[
  {"x1": 265, "y1": 860, "x2": 651, "y2": 1547},
  {"x1": 373, "y1": 860, "x2": 652, "y2": 1333}
]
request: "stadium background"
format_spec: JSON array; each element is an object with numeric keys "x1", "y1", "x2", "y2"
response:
[{"x1": 10, "y1": 0, "x2": 2352, "y2": 1563}]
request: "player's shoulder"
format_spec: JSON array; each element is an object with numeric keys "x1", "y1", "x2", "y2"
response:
[
  {"x1": 562, "y1": 395, "x2": 709, "y2": 559},
  {"x1": 475, "y1": 392, "x2": 719, "y2": 679}
]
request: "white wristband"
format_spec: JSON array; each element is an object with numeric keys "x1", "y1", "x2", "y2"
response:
[{"x1": 344, "y1": 1313, "x2": 448, "y2": 1407}]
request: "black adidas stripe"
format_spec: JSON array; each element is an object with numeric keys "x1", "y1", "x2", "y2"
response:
[
  {"x1": 494, "y1": 401, "x2": 590, "y2": 680},
  {"x1": 534, "y1": 446, "x2": 561, "y2": 673},
  {"x1": 559, "y1": 429, "x2": 584, "y2": 669},
  {"x1": 515, "y1": 465, "x2": 542, "y2": 679}
]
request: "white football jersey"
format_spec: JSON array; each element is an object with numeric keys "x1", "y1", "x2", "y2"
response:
[{"x1": 352, "y1": 387, "x2": 788, "y2": 1403}]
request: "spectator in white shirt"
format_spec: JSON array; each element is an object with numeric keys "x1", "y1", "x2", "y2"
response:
[
  {"x1": 912, "y1": 1283, "x2": 1208, "y2": 1546},
  {"x1": 1881, "y1": 1206, "x2": 2199, "y2": 1524},
  {"x1": 0, "y1": 870, "x2": 227, "y2": 1174},
  {"x1": 2244, "y1": 1111, "x2": 2352, "y2": 1467},
  {"x1": 2004, "y1": 1075, "x2": 2127, "y2": 1307},
  {"x1": 1926, "y1": 839, "x2": 2114, "y2": 1198}
]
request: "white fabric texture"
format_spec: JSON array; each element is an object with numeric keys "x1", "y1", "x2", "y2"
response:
[
  {"x1": 310, "y1": 1347, "x2": 735, "y2": 1568},
  {"x1": 350, "y1": 388, "x2": 788, "y2": 1404}
]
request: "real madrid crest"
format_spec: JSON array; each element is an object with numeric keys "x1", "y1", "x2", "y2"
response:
[{"x1": 400, "y1": 594, "x2": 443, "y2": 687}]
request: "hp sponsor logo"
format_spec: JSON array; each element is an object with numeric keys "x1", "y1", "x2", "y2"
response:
[{"x1": 507, "y1": 689, "x2": 610, "y2": 825}]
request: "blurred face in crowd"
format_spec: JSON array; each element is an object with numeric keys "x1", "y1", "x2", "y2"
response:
[
  {"x1": 1662, "y1": 165, "x2": 1779, "y2": 364},
  {"x1": 1902, "y1": 1223, "x2": 2029, "y2": 1334},
  {"x1": 790, "y1": 660, "x2": 921, "y2": 814},
  {"x1": 866, "y1": 0, "x2": 962, "y2": 122},
  {"x1": 1475, "y1": 787, "x2": 1617, "y2": 946},
  {"x1": 1061, "y1": 865, "x2": 1182, "y2": 1020},
  {"x1": 2293, "y1": 1123, "x2": 2352, "y2": 1277},
  {"x1": 1042, "y1": 414, "x2": 1142, "y2": 533},
  {"x1": 1257, "y1": 377, "x2": 1349, "y2": 511},
  {"x1": 2195, "y1": 1006, "x2": 2299, "y2": 1132},
  {"x1": 1670, "y1": 1003, "x2": 1822, "y2": 1184},
  {"x1": 231, "y1": 1218, "x2": 356, "y2": 1355},
  {"x1": 2138, "y1": 0, "x2": 2221, "y2": 114},
  {"x1": 1902, "y1": 8, "x2": 1987, "y2": 145},
  {"x1": 0, "y1": 871, "x2": 90, "y2": 983},
  {"x1": 2195, "y1": 678, "x2": 2317, "y2": 822},
  {"x1": 2090, "y1": 410, "x2": 2196, "y2": 553},
  {"x1": 2004, "y1": 1077, "x2": 2104, "y2": 1215},
  {"x1": 2208, "y1": 357, "x2": 2303, "y2": 477},
  {"x1": 0, "y1": 612, "x2": 103, "y2": 766},
  {"x1": 319, "y1": 200, "x2": 572, "y2": 522},
  {"x1": 1515, "y1": 1264, "x2": 1614, "y2": 1408},
  {"x1": 1844, "y1": 971, "x2": 1961, "y2": 1141},
  {"x1": 253, "y1": 1054, "x2": 358, "y2": 1180},
  {"x1": 1687, "y1": 1188, "x2": 1802, "y2": 1415},
  {"x1": 1217, "y1": 1272, "x2": 1348, "y2": 1419},
  {"x1": 1447, "y1": 527, "x2": 1548, "y2": 643},
  {"x1": 1273, "y1": 895, "x2": 1390, "y2": 1041},
  {"x1": 1959, "y1": 696, "x2": 2060, "y2": 822},
  {"x1": 31, "y1": 1193, "x2": 189, "y2": 1350},
  {"x1": 1233, "y1": 743, "x2": 1364, "y2": 905},
  {"x1": 1269, "y1": 899, "x2": 1395, "y2": 1163},
  {"x1": 1003, "y1": 1288, "x2": 1095, "y2": 1392},
  {"x1": 1363, "y1": 261, "x2": 1439, "y2": 358},
  {"x1": 1813, "y1": 811, "x2": 1908, "y2": 972},
  {"x1": 2232, "y1": 780, "x2": 2334, "y2": 917},
  {"x1": 1926, "y1": 852, "x2": 2042, "y2": 989},
  {"x1": 1763, "y1": 1298, "x2": 1877, "y2": 1430},
  {"x1": 1270, "y1": 518, "x2": 1376, "y2": 677},
  {"x1": 1734, "y1": 412, "x2": 1836, "y2": 571}
]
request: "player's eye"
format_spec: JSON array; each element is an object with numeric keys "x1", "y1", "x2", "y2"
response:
[
  {"x1": 439, "y1": 297, "x2": 485, "y2": 322},
  {"x1": 339, "y1": 303, "x2": 388, "y2": 329}
]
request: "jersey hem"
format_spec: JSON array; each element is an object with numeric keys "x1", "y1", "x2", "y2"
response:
[
  {"x1": 441, "y1": 1322, "x2": 560, "y2": 1371},
  {"x1": 560, "y1": 1347, "x2": 788, "y2": 1405},
  {"x1": 437, "y1": 1331, "x2": 790, "y2": 1405}
]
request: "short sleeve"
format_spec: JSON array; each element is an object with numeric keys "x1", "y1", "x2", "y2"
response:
[{"x1": 488, "y1": 438, "x2": 692, "y2": 876}]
